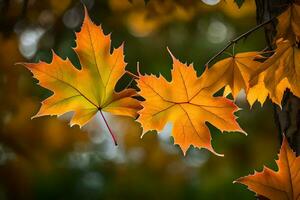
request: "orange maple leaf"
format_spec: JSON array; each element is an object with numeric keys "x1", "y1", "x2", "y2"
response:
[
  {"x1": 246, "y1": 71, "x2": 269, "y2": 106},
  {"x1": 250, "y1": 39, "x2": 299, "y2": 105},
  {"x1": 276, "y1": 2, "x2": 300, "y2": 40},
  {"x1": 235, "y1": 137, "x2": 300, "y2": 200},
  {"x1": 137, "y1": 49, "x2": 245, "y2": 156},
  {"x1": 247, "y1": 71, "x2": 289, "y2": 107},
  {"x1": 21, "y1": 8, "x2": 141, "y2": 143},
  {"x1": 247, "y1": 3, "x2": 300, "y2": 106},
  {"x1": 205, "y1": 52, "x2": 263, "y2": 100}
]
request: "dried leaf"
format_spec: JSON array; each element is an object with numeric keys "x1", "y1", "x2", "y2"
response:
[{"x1": 276, "y1": 2, "x2": 300, "y2": 40}]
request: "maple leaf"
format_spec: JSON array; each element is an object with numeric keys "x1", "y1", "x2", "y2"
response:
[
  {"x1": 247, "y1": 70, "x2": 290, "y2": 107},
  {"x1": 251, "y1": 39, "x2": 298, "y2": 105},
  {"x1": 276, "y1": 2, "x2": 300, "y2": 40},
  {"x1": 246, "y1": 72, "x2": 269, "y2": 107},
  {"x1": 137, "y1": 49, "x2": 245, "y2": 156},
  {"x1": 235, "y1": 137, "x2": 300, "y2": 200},
  {"x1": 21, "y1": 7, "x2": 141, "y2": 143},
  {"x1": 206, "y1": 52, "x2": 263, "y2": 100}
]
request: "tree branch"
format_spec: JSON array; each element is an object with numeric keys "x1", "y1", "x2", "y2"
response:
[{"x1": 205, "y1": 16, "x2": 275, "y2": 67}]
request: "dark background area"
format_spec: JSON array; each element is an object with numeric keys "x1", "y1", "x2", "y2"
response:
[{"x1": 0, "y1": 0, "x2": 279, "y2": 199}]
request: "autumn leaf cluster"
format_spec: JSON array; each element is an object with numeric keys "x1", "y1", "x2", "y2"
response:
[
  {"x1": 22, "y1": 6, "x2": 245, "y2": 156},
  {"x1": 22, "y1": 3, "x2": 300, "y2": 153},
  {"x1": 22, "y1": 2, "x2": 300, "y2": 199}
]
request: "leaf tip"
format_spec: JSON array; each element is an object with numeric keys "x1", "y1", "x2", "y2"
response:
[
  {"x1": 82, "y1": 3, "x2": 89, "y2": 19},
  {"x1": 232, "y1": 177, "x2": 243, "y2": 185},
  {"x1": 31, "y1": 112, "x2": 43, "y2": 120},
  {"x1": 206, "y1": 146, "x2": 224, "y2": 157},
  {"x1": 213, "y1": 151, "x2": 224, "y2": 157},
  {"x1": 15, "y1": 62, "x2": 26, "y2": 67},
  {"x1": 50, "y1": 49, "x2": 57, "y2": 59},
  {"x1": 140, "y1": 131, "x2": 147, "y2": 139},
  {"x1": 166, "y1": 47, "x2": 175, "y2": 60}
]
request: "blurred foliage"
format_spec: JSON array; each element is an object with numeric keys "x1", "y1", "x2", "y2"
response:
[
  {"x1": 234, "y1": 0, "x2": 245, "y2": 8},
  {"x1": 0, "y1": 0, "x2": 280, "y2": 199}
]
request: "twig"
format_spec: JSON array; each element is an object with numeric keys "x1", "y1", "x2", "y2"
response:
[{"x1": 205, "y1": 16, "x2": 275, "y2": 67}]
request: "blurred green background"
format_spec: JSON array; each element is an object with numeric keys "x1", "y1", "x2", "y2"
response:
[{"x1": 0, "y1": 0, "x2": 280, "y2": 199}]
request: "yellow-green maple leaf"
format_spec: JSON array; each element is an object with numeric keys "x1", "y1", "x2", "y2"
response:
[{"x1": 22, "y1": 8, "x2": 141, "y2": 130}]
